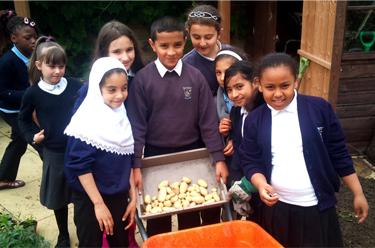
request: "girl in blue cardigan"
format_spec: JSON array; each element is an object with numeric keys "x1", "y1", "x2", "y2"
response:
[
  {"x1": 64, "y1": 57, "x2": 136, "y2": 248},
  {"x1": 240, "y1": 53, "x2": 368, "y2": 247}
]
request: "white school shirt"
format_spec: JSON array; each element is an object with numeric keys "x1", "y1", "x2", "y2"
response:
[
  {"x1": 38, "y1": 77, "x2": 67, "y2": 95},
  {"x1": 269, "y1": 90, "x2": 318, "y2": 206},
  {"x1": 155, "y1": 58, "x2": 182, "y2": 77}
]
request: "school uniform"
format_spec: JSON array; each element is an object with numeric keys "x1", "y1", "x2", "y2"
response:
[
  {"x1": 0, "y1": 48, "x2": 43, "y2": 182},
  {"x1": 64, "y1": 57, "x2": 133, "y2": 248},
  {"x1": 18, "y1": 77, "x2": 82, "y2": 209},
  {"x1": 127, "y1": 58, "x2": 225, "y2": 236},
  {"x1": 182, "y1": 42, "x2": 231, "y2": 92},
  {"x1": 240, "y1": 91, "x2": 353, "y2": 247}
]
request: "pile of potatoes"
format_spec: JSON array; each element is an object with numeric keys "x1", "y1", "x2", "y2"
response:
[{"x1": 143, "y1": 177, "x2": 221, "y2": 215}]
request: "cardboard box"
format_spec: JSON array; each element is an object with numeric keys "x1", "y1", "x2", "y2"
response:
[{"x1": 137, "y1": 148, "x2": 229, "y2": 220}]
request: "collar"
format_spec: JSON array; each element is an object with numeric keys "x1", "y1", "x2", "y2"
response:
[
  {"x1": 11, "y1": 44, "x2": 30, "y2": 67},
  {"x1": 196, "y1": 40, "x2": 222, "y2": 61},
  {"x1": 240, "y1": 106, "x2": 248, "y2": 115},
  {"x1": 128, "y1": 69, "x2": 135, "y2": 77},
  {"x1": 38, "y1": 77, "x2": 67, "y2": 92},
  {"x1": 155, "y1": 58, "x2": 182, "y2": 77},
  {"x1": 268, "y1": 89, "x2": 298, "y2": 116}
]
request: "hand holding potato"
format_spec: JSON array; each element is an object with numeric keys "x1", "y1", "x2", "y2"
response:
[{"x1": 215, "y1": 161, "x2": 229, "y2": 184}]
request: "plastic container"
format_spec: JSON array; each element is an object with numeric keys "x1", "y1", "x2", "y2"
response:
[
  {"x1": 137, "y1": 148, "x2": 229, "y2": 220},
  {"x1": 141, "y1": 220, "x2": 283, "y2": 248}
]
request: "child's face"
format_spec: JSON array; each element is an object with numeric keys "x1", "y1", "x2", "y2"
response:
[
  {"x1": 259, "y1": 65, "x2": 298, "y2": 110},
  {"x1": 149, "y1": 31, "x2": 186, "y2": 70},
  {"x1": 226, "y1": 73, "x2": 256, "y2": 108},
  {"x1": 10, "y1": 26, "x2": 38, "y2": 58},
  {"x1": 108, "y1": 35, "x2": 135, "y2": 71},
  {"x1": 189, "y1": 24, "x2": 222, "y2": 59},
  {"x1": 35, "y1": 60, "x2": 65, "y2": 85},
  {"x1": 101, "y1": 72, "x2": 128, "y2": 109},
  {"x1": 215, "y1": 57, "x2": 235, "y2": 89}
]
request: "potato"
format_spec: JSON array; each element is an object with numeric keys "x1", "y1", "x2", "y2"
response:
[
  {"x1": 164, "y1": 200, "x2": 172, "y2": 207},
  {"x1": 158, "y1": 180, "x2": 169, "y2": 189},
  {"x1": 194, "y1": 184, "x2": 200, "y2": 193},
  {"x1": 182, "y1": 177, "x2": 191, "y2": 184},
  {"x1": 144, "y1": 194, "x2": 151, "y2": 205},
  {"x1": 186, "y1": 196, "x2": 192, "y2": 202},
  {"x1": 188, "y1": 186, "x2": 194, "y2": 192},
  {"x1": 205, "y1": 194, "x2": 213, "y2": 201},
  {"x1": 180, "y1": 182, "x2": 188, "y2": 194},
  {"x1": 171, "y1": 195, "x2": 179, "y2": 203},
  {"x1": 213, "y1": 194, "x2": 221, "y2": 202},
  {"x1": 191, "y1": 191, "x2": 201, "y2": 197},
  {"x1": 166, "y1": 194, "x2": 172, "y2": 201},
  {"x1": 197, "y1": 179, "x2": 208, "y2": 188},
  {"x1": 178, "y1": 193, "x2": 186, "y2": 199},
  {"x1": 158, "y1": 187, "x2": 167, "y2": 202},
  {"x1": 174, "y1": 200, "x2": 182, "y2": 209},
  {"x1": 150, "y1": 209, "x2": 158, "y2": 214},
  {"x1": 162, "y1": 207, "x2": 175, "y2": 211},
  {"x1": 190, "y1": 202, "x2": 196, "y2": 207},
  {"x1": 154, "y1": 207, "x2": 162, "y2": 212},
  {"x1": 212, "y1": 188, "x2": 217, "y2": 193},
  {"x1": 159, "y1": 203, "x2": 164, "y2": 208},
  {"x1": 182, "y1": 200, "x2": 190, "y2": 207},
  {"x1": 203, "y1": 199, "x2": 215, "y2": 204},
  {"x1": 200, "y1": 187, "x2": 208, "y2": 196},
  {"x1": 171, "y1": 185, "x2": 180, "y2": 195},
  {"x1": 152, "y1": 196, "x2": 157, "y2": 201},
  {"x1": 192, "y1": 196, "x2": 205, "y2": 204},
  {"x1": 171, "y1": 182, "x2": 180, "y2": 188},
  {"x1": 166, "y1": 187, "x2": 173, "y2": 194},
  {"x1": 146, "y1": 204, "x2": 152, "y2": 212}
]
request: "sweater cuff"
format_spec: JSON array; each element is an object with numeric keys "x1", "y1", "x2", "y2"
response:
[
  {"x1": 132, "y1": 157, "x2": 142, "y2": 168},
  {"x1": 211, "y1": 151, "x2": 225, "y2": 162}
]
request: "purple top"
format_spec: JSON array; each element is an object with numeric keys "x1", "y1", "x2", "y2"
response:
[
  {"x1": 182, "y1": 44, "x2": 231, "y2": 92},
  {"x1": 127, "y1": 61, "x2": 225, "y2": 168}
]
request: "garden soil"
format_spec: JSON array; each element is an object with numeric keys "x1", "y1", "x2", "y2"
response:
[{"x1": 336, "y1": 176, "x2": 375, "y2": 247}]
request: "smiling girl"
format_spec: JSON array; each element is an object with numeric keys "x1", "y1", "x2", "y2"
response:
[{"x1": 18, "y1": 36, "x2": 83, "y2": 247}]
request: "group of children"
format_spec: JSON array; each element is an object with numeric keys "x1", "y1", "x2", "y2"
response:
[{"x1": 0, "y1": 4, "x2": 369, "y2": 248}]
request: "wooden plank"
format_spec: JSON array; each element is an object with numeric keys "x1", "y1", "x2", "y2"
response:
[
  {"x1": 347, "y1": 6, "x2": 375, "y2": 11},
  {"x1": 341, "y1": 59, "x2": 375, "y2": 65},
  {"x1": 339, "y1": 116, "x2": 375, "y2": 130},
  {"x1": 301, "y1": 1, "x2": 316, "y2": 55},
  {"x1": 13, "y1": 1, "x2": 30, "y2": 18},
  {"x1": 338, "y1": 78, "x2": 375, "y2": 92},
  {"x1": 336, "y1": 104, "x2": 375, "y2": 118},
  {"x1": 346, "y1": 141, "x2": 371, "y2": 156},
  {"x1": 298, "y1": 50, "x2": 331, "y2": 69},
  {"x1": 218, "y1": 0, "x2": 230, "y2": 45},
  {"x1": 337, "y1": 91, "x2": 375, "y2": 105},
  {"x1": 342, "y1": 53, "x2": 375, "y2": 61},
  {"x1": 340, "y1": 63, "x2": 375, "y2": 78},
  {"x1": 328, "y1": 0, "x2": 344, "y2": 110}
]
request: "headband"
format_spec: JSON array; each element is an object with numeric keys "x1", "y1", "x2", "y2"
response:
[
  {"x1": 216, "y1": 50, "x2": 243, "y2": 61},
  {"x1": 188, "y1": 11, "x2": 218, "y2": 21}
]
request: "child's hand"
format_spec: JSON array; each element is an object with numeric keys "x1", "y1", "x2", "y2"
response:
[
  {"x1": 123, "y1": 199, "x2": 137, "y2": 230},
  {"x1": 223, "y1": 140, "x2": 233, "y2": 156},
  {"x1": 94, "y1": 202, "x2": 114, "y2": 235},
  {"x1": 134, "y1": 168, "x2": 143, "y2": 195},
  {"x1": 219, "y1": 118, "x2": 231, "y2": 137},
  {"x1": 258, "y1": 182, "x2": 279, "y2": 206},
  {"x1": 354, "y1": 193, "x2": 369, "y2": 223},
  {"x1": 215, "y1": 161, "x2": 229, "y2": 184},
  {"x1": 33, "y1": 130, "x2": 45, "y2": 144}
]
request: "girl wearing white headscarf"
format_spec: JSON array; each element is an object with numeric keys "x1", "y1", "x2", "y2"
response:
[{"x1": 64, "y1": 57, "x2": 136, "y2": 248}]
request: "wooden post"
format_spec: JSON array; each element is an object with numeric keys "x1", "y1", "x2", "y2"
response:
[
  {"x1": 218, "y1": 0, "x2": 230, "y2": 44},
  {"x1": 13, "y1": 1, "x2": 31, "y2": 18}
]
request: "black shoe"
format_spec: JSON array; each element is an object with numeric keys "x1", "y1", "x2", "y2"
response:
[{"x1": 55, "y1": 235, "x2": 70, "y2": 248}]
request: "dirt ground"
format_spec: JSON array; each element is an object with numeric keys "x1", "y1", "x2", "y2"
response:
[{"x1": 336, "y1": 176, "x2": 375, "y2": 247}]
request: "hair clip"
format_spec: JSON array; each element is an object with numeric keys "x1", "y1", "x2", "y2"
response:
[
  {"x1": 7, "y1": 10, "x2": 13, "y2": 17},
  {"x1": 30, "y1": 22, "x2": 35, "y2": 27},
  {"x1": 188, "y1": 11, "x2": 218, "y2": 21},
  {"x1": 24, "y1": 17, "x2": 29, "y2": 24},
  {"x1": 45, "y1": 38, "x2": 50, "y2": 42}
]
